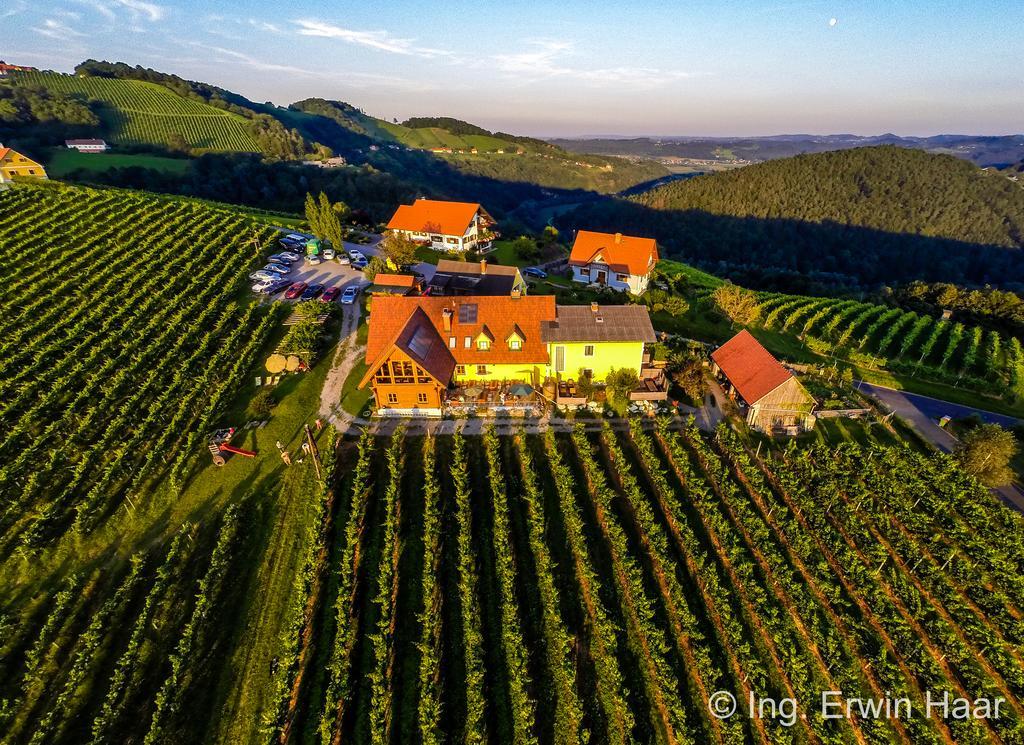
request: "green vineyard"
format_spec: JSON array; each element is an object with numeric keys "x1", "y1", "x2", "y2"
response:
[
  {"x1": 6, "y1": 413, "x2": 1023, "y2": 744},
  {"x1": 10, "y1": 71, "x2": 260, "y2": 152},
  {"x1": 754, "y1": 291, "x2": 1022, "y2": 395},
  {"x1": 0, "y1": 182, "x2": 278, "y2": 551}
]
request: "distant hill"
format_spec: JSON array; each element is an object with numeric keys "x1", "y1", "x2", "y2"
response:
[
  {"x1": 287, "y1": 98, "x2": 668, "y2": 194},
  {"x1": 551, "y1": 133, "x2": 1024, "y2": 168},
  {"x1": 8, "y1": 71, "x2": 261, "y2": 152},
  {"x1": 559, "y1": 146, "x2": 1024, "y2": 291},
  {"x1": 0, "y1": 61, "x2": 666, "y2": 219}
]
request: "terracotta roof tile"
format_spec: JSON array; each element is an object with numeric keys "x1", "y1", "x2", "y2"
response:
[
  {"x1": 386, "y1": 199, "x2": 488, "y2": 236},
  {"x1": 364, "y1": 295, "x2": 556, "y2": 369},
  {"x1": 373, "y1": 273, "x2": 416, "y2": 287},
  {"x1": 711, "y1": 329, "x2": 793, "y2": 404},
  {"x1": 568, "y1": 230, "x2": 658, "y2": 277}
]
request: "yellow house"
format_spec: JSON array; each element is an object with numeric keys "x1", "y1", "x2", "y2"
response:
[
  {"x1": 360, "y1": 296, "x2": 666, "y2": 414},
  {"x1": 0, "y1": 146, "x2": 47, "y2": 183},
  {"x1": 541, "y1": 303, "x2": 665, "y2": 400}
]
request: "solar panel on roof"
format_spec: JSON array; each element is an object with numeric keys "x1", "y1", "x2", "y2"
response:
[
  {"x1": 406, "y1": 326, "x2": 433, "y2": 359},
  {"x1": 458, "y1": 303, "x2": 478, "y2": 323}
]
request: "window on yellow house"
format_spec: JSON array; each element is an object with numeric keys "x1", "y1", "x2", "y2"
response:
[
  {"x1": 584, "y1": 345, "x2": 595, "y2": 357},
  {"x1": 477, "y1": 340, "x2": 490, "y2": 351},
  {"x1": 509, "y1": 339, "x2": 522, "y2": 350},
  {"x1": 386, "y1": 393, "x2": 398, "y2": 404},
  {"x1": 476, "y1": 365, "x2": 488, "y2": 375},
  {"x1": 455, "y1": 365, "x2": 466, "y2": 375},
  {"x1": 417, "y1": 392, "x2": 428, "y2": 404}
]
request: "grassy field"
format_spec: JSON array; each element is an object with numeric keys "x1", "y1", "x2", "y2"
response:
[
  {"x1": 45, "y1": 148, "x2": 191, "y2": 177},
  {"x1": 11, "y1": 71, "x2": 259, "y2": 152}
]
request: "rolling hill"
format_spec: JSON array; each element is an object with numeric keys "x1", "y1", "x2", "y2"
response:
[
  {"x1": 559, "y1": 146, "x2": 1024, "y2": 291},
  {"x1": 551, "y1": 133, "x2": 1024, "y2": 168},
  {"x1": 9, "y1": 71, "x2": 260, "y2": 152}
]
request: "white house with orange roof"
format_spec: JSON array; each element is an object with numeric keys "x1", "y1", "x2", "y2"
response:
[
  {"x1": 385, "y1": 198, "x2": 496, "y2": 253},
  {"x1": 568, "y1": 230, "x2": 659, "y2": 295}
]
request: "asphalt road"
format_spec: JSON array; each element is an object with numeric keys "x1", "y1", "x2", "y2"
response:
[{"x1": 858, "y1": 381, "x2": 1024, "y2": 512}]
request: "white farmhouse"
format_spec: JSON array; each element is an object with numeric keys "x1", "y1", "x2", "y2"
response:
[
  {"x1": 385, "y1": 198, "x2": 496, "y2": 253},
  {"x1": 568, "y1": 230, "x2": 659, "y2": 296},
  {"x1": 64, "y1": 139, "x2": 109, "y2": 153}
]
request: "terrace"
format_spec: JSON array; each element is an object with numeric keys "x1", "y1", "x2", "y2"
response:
[{"x1": 444, "y1": 380, "x2": 545, "y2": 416}]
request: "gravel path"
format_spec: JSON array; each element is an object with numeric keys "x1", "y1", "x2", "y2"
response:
[{"x1": 318, "y1": 302, "x2": 364, "y2": 426}]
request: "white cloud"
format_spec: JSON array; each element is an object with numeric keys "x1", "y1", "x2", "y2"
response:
[
  {"x1": 115, "y1": 0, "x2": 166, "y2": 22},
  {"x1": 32, "y1": 18, "x2": 86, "y2": 41},
  {"x1": 493, "y1": 38, "x2": 697, "y2": 88},
  {"x1": 1, "y1": 0, "x2": 27, "y2": 19},
  {"x1": 249, "y1": 19, "x2": 281, "y2": 33},
  {"x1": 293, "y1": 19, "x2": 452, "y2": 58}
]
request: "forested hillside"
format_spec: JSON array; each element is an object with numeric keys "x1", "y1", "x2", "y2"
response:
[{"x1": 561, "y1": 147, "x2": 1024, "y2": 291}]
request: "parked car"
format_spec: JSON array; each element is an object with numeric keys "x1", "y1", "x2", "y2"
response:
[
  {"x1": 252, "y1": 279, "x2": 275, "y2": 293},
  {"x1": 340, "y1": 286, "x2": 359, "y2": 305},
  {"x1": 284, "y1": 281, "x2": 308, "y2": 300},
  {"x1": 268, "y1": 252, "x2": 300, "y2": 264},
  {"x1": 262, "y1": 263, "x2": 291, "y2": 275},
  {"x1": 347, "y1": 249, "x2": 366, "y2": 263},
  {"x1": 321, "y1": 286, "x2": 341, "y2": 302},
  {"x1": 351, "y1": 256, "x2": 368, "y2": 269},
  {"x1": 300, "y1": 283, "x2": 325, "y2": 301},
  {"x1": 323, "y1": 247, "x2": 336, "y2": 260},
  {"x1": 283, "y1": 233, "x2": 307, "y2": 243},
  {"x1": 306, "y1": 255, "x2": 323, "y2": 265},
  {"x1": 524, "y1": 267, "x2": 548, "y2": 279},
  {"x1": 250, "y1": 270, "x2": 279, "y2": 282},
  {"x1": 336, "y1": 253, "x2": 351, "y2": 266},
  {"x1": 263, "y1": 278, "x2": 292, "y2": 295}
]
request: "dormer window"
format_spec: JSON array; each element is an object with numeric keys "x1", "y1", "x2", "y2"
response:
[
  {"x1": 509, "y1": 339, "x2": 522, "y2": 351},
  {"x1": 477, "y1": 340, "x2": 490, "y2": 351}
]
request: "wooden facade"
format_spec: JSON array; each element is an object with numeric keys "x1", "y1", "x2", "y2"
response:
[
  {"x1": 745, "y1": 377, "x2": 816, "y2": 434},
  {"x1": 366, "y1": 347, "x2": 447, "y2": 413}
]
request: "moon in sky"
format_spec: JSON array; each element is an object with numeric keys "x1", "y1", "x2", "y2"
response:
[{"x1": 829, "y1": 17, "x2": 838, "y2": 27}]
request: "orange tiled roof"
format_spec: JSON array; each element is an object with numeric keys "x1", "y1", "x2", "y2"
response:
[
  {"x1": 0, "y1": 148, "x2": 11, "y2": 161},
  {"x1": 568, "y1": 230, "x2": 658, "y2": 277},
  {"x1": 711, "y1": 329, "x2": 793, "y2": 404},
  {"x1": 364, "y1": 295, "x2": 556, "y2": 370},
  {"x1": 373, "y1": 273, "x2": 416, "y2": 287},
  {"x1": 386, "y1": 199, "x2": 486, "y2": 236}
]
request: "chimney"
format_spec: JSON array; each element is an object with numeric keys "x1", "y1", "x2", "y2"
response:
[
  {"x1": 480, "y1": 259, "x2": 487, "y2": 274},
  {"x1": 614, "y1": 232, "x2": 622, "y2": 244},
  {"x1": 442, "y1": 307, "x2": 453, "y2": 332},
  {"x1": 590, "y1": 301, "x2": 599, "y2": 313}
]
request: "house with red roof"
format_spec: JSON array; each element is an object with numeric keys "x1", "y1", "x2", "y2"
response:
[
  {"x1": 385, "y1": 198, "x2": 496, "y2": 253},
  {"x1": 568, "y1": 230, "x2": 659, "y2": 295},
  {"x1": 711, "y1": 329, "x2": 816, "y2": 434},
  {"x1": 358, "y1": 296, "x2": 664, "y2": 415}
]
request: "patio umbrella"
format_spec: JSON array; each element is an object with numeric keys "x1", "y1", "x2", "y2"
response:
[
  {"x1": 463, "y1": 385, "x2": 483, "y2": 397},
  {"x1": 509, "y1": 383, "x2": 533, "y2": 397}
]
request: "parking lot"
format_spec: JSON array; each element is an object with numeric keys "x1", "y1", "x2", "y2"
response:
[{"x1": 257, "y1": 232, "x2": 437, "y2": 303}]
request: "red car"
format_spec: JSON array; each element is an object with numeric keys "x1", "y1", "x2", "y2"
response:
[
  {"x1": 284, "y1": 281, "x2": 308, "y2": 300},
  {"x1": 320, "y1": 286, "x2": 341, "y2": 303}
]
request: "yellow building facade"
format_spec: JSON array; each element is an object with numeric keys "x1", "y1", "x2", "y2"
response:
[{"x1": 0, "y1": 147, "x2": 47, "y2": 183}]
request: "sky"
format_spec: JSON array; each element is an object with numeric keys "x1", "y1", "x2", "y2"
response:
[{"x1": 5, "y1": 0, "x2": 1023, "y2": 137}]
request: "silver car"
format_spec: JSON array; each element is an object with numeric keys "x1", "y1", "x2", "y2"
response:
[
  {"x1": 249, "y1": 270, "x2": 279, "y2": 282},
  {"x1": 262, "y1": 263, "x2": 291, "y2": 275}
]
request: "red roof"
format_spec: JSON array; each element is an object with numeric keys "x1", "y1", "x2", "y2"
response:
[
  {"x1": 360, "y1": 306, "x2": 457, "y2": 386},
  {"x1": 711, "y1": 329, "x2": 793, "y2": 404},
  {"x1": 373, "y1": 273, "x2": 416, "y2": 287},
  {"x1": 363, "y1": 295, "x2": 556, "y2": 372},
  {"x1": 386, "y1": 199, "x2": 488, "y2": 237},
  {"x1": 568, "y1": 230, "x2": 658, "y2": 276},
  {"x1": 0, "y1": 148, "x2": 10, "y2": 161}
]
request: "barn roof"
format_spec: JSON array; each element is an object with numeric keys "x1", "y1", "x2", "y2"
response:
[{"x1": 711, "y1": 329, "x2": 794, "y2": 404}]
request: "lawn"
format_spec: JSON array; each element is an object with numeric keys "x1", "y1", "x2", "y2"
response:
[{"x1": 46, "y1": 148, "x2": 192, "y2": 177}]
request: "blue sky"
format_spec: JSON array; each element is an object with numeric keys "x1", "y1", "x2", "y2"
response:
[{"x1": 6, "y1": 0, "x2": 1023, "y2": 136}]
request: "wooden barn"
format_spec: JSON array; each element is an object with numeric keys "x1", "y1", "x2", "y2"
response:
[{"x1": 711, "y1": 330, "x2": 816, "y2": 434}]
